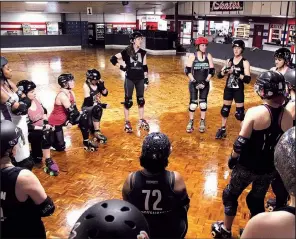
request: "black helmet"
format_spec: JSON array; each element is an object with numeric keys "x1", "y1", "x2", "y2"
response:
[
  {"x1": 68, "y1": 199, "x2": 150, "y2": 239},
  {"x1": 232, "y1": 39, "x2": 245, "y2": 51},
  {"x1": 140, "y1": 132, "x2": 171, "y2": 173},
  {"x1": 129, "y1": 31, "x2": 143, "y2": 43},
  {"x1": 1, "y1": 120, "x2": 24, "y2": 158},
  {"x1": 16, "y1": 80, "x2": 36, "y2": 95},
  {"x1": 284, "y1": 69, "x2": 296, "y2": 90},
  {"x1": 1, "y1": 56, "x2": 8, "y2": 79},
  {"x1": 86, "y1": 69, "x2": 101, "y2": 81},
  {"x1": 274, "y1": 48, "x2": 291, "y2": 63},
  {"x1": 255, "y1": 71, "x2": 286, "y2": 99},
  {"x1": 58, "y1": 73, "x2": 74, "y2": 88}
]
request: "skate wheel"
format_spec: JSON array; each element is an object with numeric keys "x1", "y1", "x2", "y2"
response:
[
  {"x1": 49, "y1": 171, "x2": 55, "y2": 176},
  {"x1": 211, "y1": 231, "x2": 216, "y2": 238},
  {"x1": 90, "y1": 147, "x2": 95, "y2": 152},
  {"x1": 44, "y1": 167, "x2": 48, "y2": 173},
  {"x1": 83, "y1": 146, "x2": 88, "y2": 151},
  {"x1": 267, "y1": 206, "x2": 274, "y2": 212},
  {"x1": 93, "y1": 138, "x2": 98, "y2": 142},
  {"x1": 100, "y1": 140, "x2": 105, "y2": 144}
]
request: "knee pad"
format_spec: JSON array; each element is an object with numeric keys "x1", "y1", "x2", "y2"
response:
[
  {"x1": 13, "y1": 156, "x2": 35, "y2": 171},
  {"x1": 235, "y1": 107, "x2": 245, "y2": 121},
  {"x1": 199, "y1": 99, "x2": 207, "y2": 112},
  {"x1": 221, "y1": 105, "x2": 231, "y2": 118},
  {"x1": 137, "y1": 96, "x2": 145, "y2": 107},
  {"x1": 41, "y1": 129, "x2": 52, "y2": 149},
  {"x1": 91, "y1": 105, "x2": 103, "y2": 121},
  {"x1": 189, "y1": 100, "x2": 198, "y2": 112},
  {"x1": 124, "y1": 97, "x2": 133, "y2": 109},
  {"x1": 78, "y1": 110, "x2": 90, "y2": 131},
  {"x1": 246, "y1": 192, "x2": 265, "y2": 218},
  {"x1": 222, "y1": 185, "x2": 239, "y2": 216}
]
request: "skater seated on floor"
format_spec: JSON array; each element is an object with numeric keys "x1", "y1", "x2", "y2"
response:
[
  {"x1": 17, "y1": 80, "x2": 59, "y2": 176},
  {"x1": 0, "y1": 120, "x2": 55, "y2": 239},
  {"x1": 82, "y1": 69, "x2": 109, "y2": 144},
  {"x1": 122, "y1": 132, "x2": 190, "y2": 239},
  {"x1": 241, "y1": 127, "x2": 295, "y2": 239},
  {"x1": 69, "y1": 199, "x2": 150, "y2": 239}
]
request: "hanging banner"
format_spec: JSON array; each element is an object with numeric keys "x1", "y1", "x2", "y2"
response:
[{"x1": 210, "y1": 1, "x2": 244, "y2": 12}]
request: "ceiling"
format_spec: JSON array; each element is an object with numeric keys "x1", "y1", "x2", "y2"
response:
[{"x1": 0, "y1": 1, "x2": 175, "y2": 14}]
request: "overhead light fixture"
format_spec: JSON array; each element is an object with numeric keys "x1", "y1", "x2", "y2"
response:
[{"x1": 26, "y1": 2, "x2": 48, "y2": 4}]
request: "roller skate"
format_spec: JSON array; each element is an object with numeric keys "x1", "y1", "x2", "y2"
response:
[
  {"x1": 215, "y1": 127, "x2": 227, "y2": 139},
  {"x1": 124, "y1": 120, "x2": 133, "y2": 133},
  {"x1": 44, "y1": 158, "x2": 59, "y2": 176},
  {"x1": 266, "y1": 198, "x2": 277, "y2": 212},
  {"x1": 138, "y1": 119, "x2": 150, "y2": 131},
  {"x1": 199, "y1": 119, "x2": 206, "y2": 133},
  {"x1": 186, "y1": 119, "x2": 194, "y2": 133},
  {"x1": 211, "y1": 221, "x2": 232, "y2": 238},
  {"x1": 94, "y1": 130, "x2": 107, "y2": 144},
  {"x1": 83, "y1": 139, "x2": 99, "y2": 152}
]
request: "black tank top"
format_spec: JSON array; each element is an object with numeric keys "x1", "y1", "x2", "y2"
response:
[
  {"x1": 121, "y1": 48, "x2": 146, "y2": 80},
  {"x1": 1, "y1": 166, "x2": 44, "y2": 237},
  {"x1": 82, "y1": 82, "x2": 100, "y2": 107},
  {"x1": 275, "y1": 206, "x2": 295, "y2": 215},
  {"x1": 226, "y1": 57, "x2": 245, "y2": 89},
  {"x1": 192, "y1": 52, "x2": 210, "y2": 84},
  {"x1": 239, "y1": 104, "x2": 284, "y2": 174},
  {"x1": 127, "y1": 170, "x2": 187, "y2": 233}
]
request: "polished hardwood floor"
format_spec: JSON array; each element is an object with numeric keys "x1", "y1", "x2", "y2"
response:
[{"x1": 3, "y1": 49, "x2": 273, "y2": 238}]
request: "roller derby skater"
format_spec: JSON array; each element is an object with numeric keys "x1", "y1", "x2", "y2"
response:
[
  {"x1": 266, "y1": 69, "x2": 296, "y2": 211},
  {"x1": 270, "y1": 47, "x2": 292, "y2": 75},
  {"x1": 110, "y1": 31, "x2": 150, "y2": 133},
  {"x1": 82, "y1": 69, "x2": 109, "y2": 144},
  {"x1": 211, "y1": 71, "x2": 293, "y2": 238},
  {"x1": 241, "y1": 127, "x2": 295, "y2": 239},
  {"x1": 1, "y1": 120, "x2": 55, "y2": 239},
  {"x1": 184, "y1": 36, "x2": 215, "y2": 133},
  {"x1": 17, "y1": 80, "x2": 59, "y2": 176},
  {"x1": 122, "y1": 132, "x2": 190, "y2": 238},
  {"x1": 215, "y1": 40, "x2": 251, "y2": 139},
  {"x1": 0, "y1": 56, "x2": 34, "y2": 170}
]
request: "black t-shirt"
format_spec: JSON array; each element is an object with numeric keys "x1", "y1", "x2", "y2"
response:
[
  {"x1": 121, "y1": 47, "x2": 147, "y2": 80},
  {"x1": 126, "y1": 170, "x2": 189, "y2": 238},
  {"x1": 226, "y1": 57, "x2": 246, "y2": 89},
  {"x1": 239, "y1": 104, "x2": 284, "y2": 174},
  {"x1": 1, "y1": 166, "x2": 46, "y2": 238}
]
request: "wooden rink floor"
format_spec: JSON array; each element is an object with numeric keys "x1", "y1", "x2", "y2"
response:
[{"x1": 3, "y1": 49, "x2": 274, "y2": 238}]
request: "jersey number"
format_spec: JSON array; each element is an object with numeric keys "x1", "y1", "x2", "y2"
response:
[{"x1": 142, "y1": 190, "x2": 162, "y2": 211}]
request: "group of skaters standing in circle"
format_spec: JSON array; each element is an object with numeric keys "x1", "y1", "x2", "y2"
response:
[{"x1": 1, "y1": 31, "x2": 295, "y2": 239}]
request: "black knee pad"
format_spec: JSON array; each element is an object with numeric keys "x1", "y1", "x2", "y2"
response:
[
  {"x1": 235, "y1": 107, "x2": 245, "y2": 121},
  {"x1": 41, "y1": 129, "x2": 52, "y2": 149},
  {"x1": 222, "y1": 185, "x2": 239, "y2": 216},
  {"x1": 246, "y1": 192, "x2": 265, "y2": 218},
  {"x1": 91, "y1": 105, "x2": 103, "y2": 122},
  {"x1": 53, "y1": 126, "x2": 65, "y2": 151},
  {"x1": 137, "y1": 96, "x2": 145, "y2": 107},
  {"x1": 221, "y1": 105, "x2": 231, "y2": 118},
  {"x1": 124, "y1": 97, "x2": 133, "y2": 109},
  {"x1": 79, "y1": 110, "x2": 90, "y2": 131},
  {"x1": 199, "y1": 99, "x2": 207, "y2": 112}
]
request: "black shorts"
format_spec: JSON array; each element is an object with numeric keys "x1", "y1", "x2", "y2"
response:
[{"x1": 223, "y1": 87, "x2": 244, "y2": 103}]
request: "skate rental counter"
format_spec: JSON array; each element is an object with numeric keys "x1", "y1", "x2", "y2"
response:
[{"x1": 0, "y1": 35, "x2": 82, "y2": 51}]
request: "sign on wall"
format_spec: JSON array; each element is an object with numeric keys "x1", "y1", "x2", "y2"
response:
[
  {"x1": 270, "y1": 24, "x2": 283, "y2": 29},
  {"x1": 210, "y1": 1, "x2": 243, "y2": 11},
  {"x1": 87, "y1": 7, "x2": 93, "y2": 15}
]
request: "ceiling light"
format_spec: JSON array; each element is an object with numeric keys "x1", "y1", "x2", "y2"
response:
[{"x1": 26, "y1": 2, "x2": 48, "y2": 4}]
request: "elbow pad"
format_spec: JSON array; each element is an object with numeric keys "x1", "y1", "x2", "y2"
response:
[
  {"x1": 5, "y1": 97, "x2": 17, "y2": 107},
  {"x1": 101, "y1": 90, "x2": 108, "y2": 97},
  {"x1": 217, "y1": 71, "x2": 224, "y2": 79},
  {"x1": 38, "y1": 196, "x2": 55, "y2": 217},
  {"x1": 233, "y1": 136, "x2": 249, "y2": 154},
  {"x1": 67, "y1": 105, "x2": 80, "y2": 125},
  {"x1": 143, "y1": 65, "x2": 148, "y2": 73},
  {"x1": 209, "y1": 68, "x2": 215, "y2": 77},
  {"x1": 12, "y1": 102, "x2": 28, "y2": 116},
  {"x1": 110, "y1": 55, "x2": 118, "y2": 66},
  {"x1": 20, "y1": 97, "x2": 32, "y2": 108},
  {"x1": 185, "y1": 67, "x2": 192, "y2": 76},
  {"x1": 242, "y1": 75, "x2": 251, "y2": 84},
  {"x1": 144, "y1": 78, "x2": 149, "y2": 85}
]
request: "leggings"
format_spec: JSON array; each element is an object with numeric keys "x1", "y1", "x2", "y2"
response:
[
  {"x1": 271, "y1": 172, "x2": 289, "y2": 207},
  {"x1": 124, "y1": 77, "x2": 144, "y2": 104}
]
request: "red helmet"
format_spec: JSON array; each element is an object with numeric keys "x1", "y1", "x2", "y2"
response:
[{"x1": 195, "y1": 37, "x2": 209, "y2": 46}]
